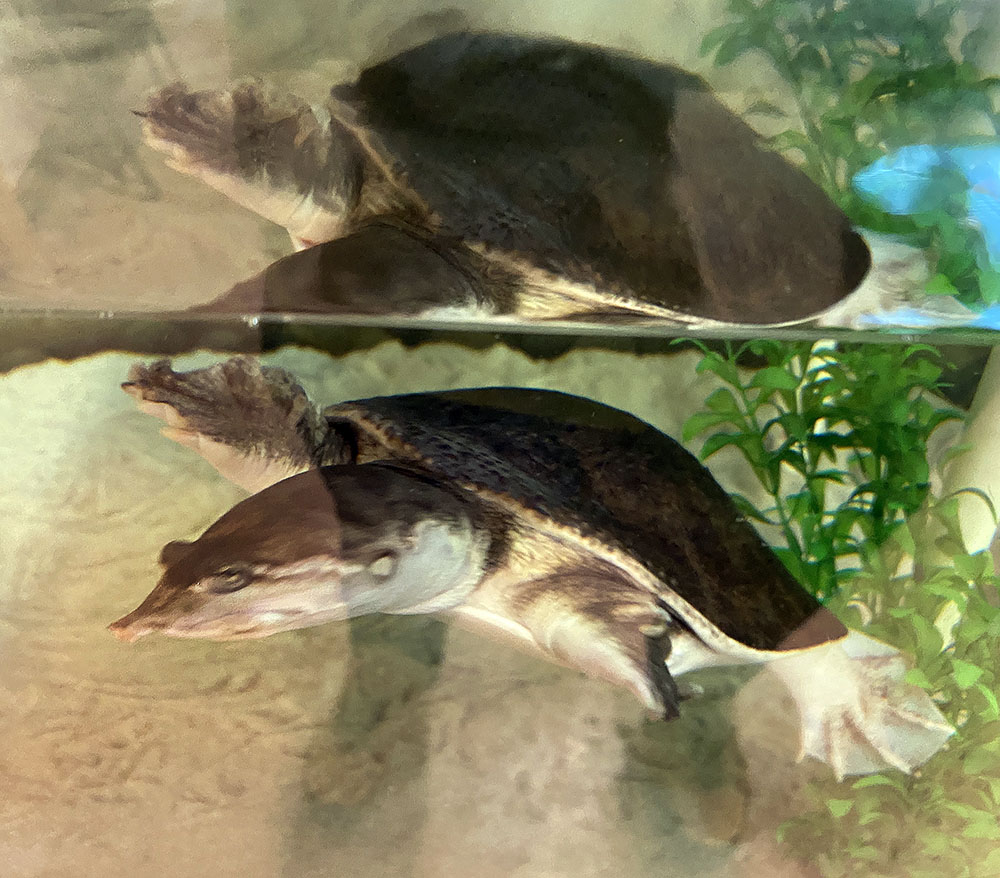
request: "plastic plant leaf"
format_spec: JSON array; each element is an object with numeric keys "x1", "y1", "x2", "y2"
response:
[
  {"x1": 920, "y1": 832, "x2": 953, "y2": 856},
  {"x1": 905, "y1": 667, "x2": 935, "y2": 690},
  {"x1": 730, "y1": 492, "x2": 779, "y2": 526},
  {"x1": 699, "y1": 432, "x2": 764, "y2": 468},
  {"x1": 976, "y1": 273, "x2": 1000, "y2": 307},
  {"x1": 961, "y1": 816, "x2": 1000, "y2": 839},
  {"x1": 975, "y1": 683, "x2": 999, "y2": 720},
  {"x1": 951, "y1": 659, "x2": 984, "y2": 689},
  {"x1": 961, "y1": 741, "x2": 999, "y2": 774},
  {"x1": 694, "y1": 352, "x2": 739, "y2": 385},
  {"x1": 826, "y1": 798, "x2": 854, "y2": 818},
  {"x1": 852, "y1": 774, "x2": 907, "y2": 792},
  {"x1": 749, "y1": 366, "x2": 801, "y2": 393},
  {"x1": 925, "y1": 273, "x2": 960, "y2": 297},
  {"x1": 699, "y1": 22, "x2": 747, "y2": 57},
  {"x1": 704, "y1": 386, "x2": 743, "y2": 416},
  {"x1": 682, "y1": 411, "x2": 740, "y2": 442},
  {"x1": 983, "y1": 848, "x2": 1000, "y2": 874},
  {"x1": 954, "y1": 552, "x2": 989, "y2": 582}
]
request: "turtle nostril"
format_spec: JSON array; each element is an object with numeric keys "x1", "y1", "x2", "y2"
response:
[
  {"x1": 108, "y1": 623, "x2": 144, "y2": 643},
  {"x1": 108, "y1": 615, "x2": 163, "y2": 643}
]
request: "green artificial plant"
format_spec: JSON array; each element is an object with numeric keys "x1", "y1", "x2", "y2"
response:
[
  {"x1": 681, "y1": 339, "x2": 959, "y2": 600},
  {"x1": 701, "y1": 0, "x2": 1000, "y2": 306},
  {"x1": 782, "y1": 494, "x2": 1000, "y2": 878},
  {"x1": 682, "y1": 339, "x2": 1000, "y2": 877}
]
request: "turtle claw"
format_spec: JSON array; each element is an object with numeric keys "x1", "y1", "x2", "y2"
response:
[
  {"x1": 140, "y1": 82, "x2": 349, "y2": 242},
  {"x1": 140, "y1": 82, "x2": 286, "y2": 183},
  {"x1": 767, "y1": 632, "x2": 954, "y2": 780},
  {"x1": 124, "y1": 357, "x2": 328, "y2": 492}
]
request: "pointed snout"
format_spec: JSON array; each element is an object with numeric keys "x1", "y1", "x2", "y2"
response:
[
  {"x1": 107, "y1": 584, "x2": 174, "y2": 643},
  {"x1": 107, "y1": 607, "x2": 159, "y2": 643}
]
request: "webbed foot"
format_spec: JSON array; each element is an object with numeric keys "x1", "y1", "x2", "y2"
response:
[
  {"x1": 765, "y1": 631, "x2": 954, "y2": 779},
  {"x1": 123, "y1": 357, "x2": 329, "y2": 492},
  {"x1": 139, "y1": 82, "x2": 348, "y2": 248}
]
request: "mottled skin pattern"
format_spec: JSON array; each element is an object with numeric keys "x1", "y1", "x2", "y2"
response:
[
  {"x1": 120, "y1": 463, "x2": 499, "y2": 629},
  {"x1": 138, "y1": 81, "x2": 365, "y2": 213},
  {"x1": 329, "y1": 389, "x2": 822, "y2": 651}
]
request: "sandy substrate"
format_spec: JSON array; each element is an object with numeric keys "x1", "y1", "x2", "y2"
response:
[{"x1": 0, "y1": 342, "x2": 829, "y2": 878}]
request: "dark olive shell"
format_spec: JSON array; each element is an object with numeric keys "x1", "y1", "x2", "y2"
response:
[
  {"x1": 340, "y1": 32, "x2": 870, "y2": 323},
  {"x1": 326, "y1": 387, "x2": 820, "y2": 650}
]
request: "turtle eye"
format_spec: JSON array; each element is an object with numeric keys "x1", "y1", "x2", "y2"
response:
[
  {"x1": 367, "y1": 553, "x2": 396, "y2": 579},
  {"x1": 207, "y1": 566, "x2": 252, "y2": 594}
]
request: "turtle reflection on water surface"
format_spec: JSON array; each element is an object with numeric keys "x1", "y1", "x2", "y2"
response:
[
  {"x1": 110, "y1": 357, "x2": 953, "y2": 781},
  {"x1": 136, "y1": 31, "x2": 927, "y2": 327}
]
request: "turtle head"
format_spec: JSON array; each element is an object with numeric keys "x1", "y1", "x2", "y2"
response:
[{"x1": 108, "y1": 465, "x2": 491, "y2": 643}]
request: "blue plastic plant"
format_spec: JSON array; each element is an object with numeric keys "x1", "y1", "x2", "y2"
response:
[{"x1": 701, "y1": 0, "x2": 1000, "y2": 309}]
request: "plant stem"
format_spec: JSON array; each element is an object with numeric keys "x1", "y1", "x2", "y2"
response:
[{"x1": 731, "y1": 349, "x2": 805, "y2": 562}]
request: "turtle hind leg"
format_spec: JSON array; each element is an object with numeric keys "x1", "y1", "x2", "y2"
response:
[
  {"x1": 123, "y1": 357, "x2": 342, "y2": 492},
  {"x1": 764, "y1": 631, "x2": 954, "y2": 779},
  {"x1": 139, "y1": 82, "x2": 358, "y2": 247}
]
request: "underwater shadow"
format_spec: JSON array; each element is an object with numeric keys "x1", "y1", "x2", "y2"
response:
[
  {"x1": 280, "y1": 614, "x2": 446, "y2": 878},
  {"x1": 614, "y1": 668, "x2": 755, "y2": 856}
]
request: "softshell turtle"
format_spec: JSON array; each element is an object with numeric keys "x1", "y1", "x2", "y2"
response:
[
  {"x1": 110, "y1": 357, "x2": 953, "y2": 779},
  {"x1": 137, "y1": 31, "x2": 922, "y2": 326}
]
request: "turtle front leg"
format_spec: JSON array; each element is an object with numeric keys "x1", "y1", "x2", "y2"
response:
[
  {"x1": 531, "y1": 584, "x2": 682, "y2": 719},
  {"x1": 139, "y1": 82, "x2": 359, "y2": 248},
  {"x1": 123, "y1": 357, "x2": 344, "y2": 492},
  {"x1": 458, "y1": 565, "x2": 683, "y2": 719},
  {"x1": 765, "y1": 631, "x2": 954, "y2": 779}
]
